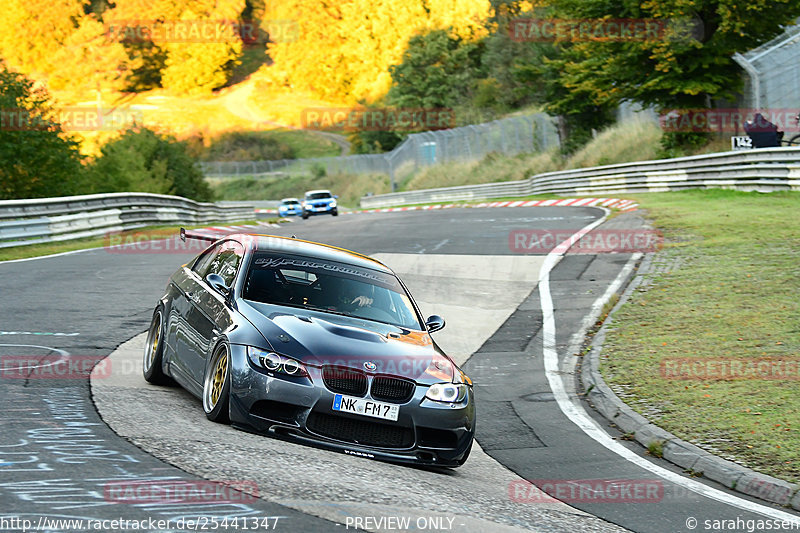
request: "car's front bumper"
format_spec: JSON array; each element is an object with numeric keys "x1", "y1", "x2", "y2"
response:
[
  {"x1": 303, "y1": 204, "x2": 336, "y2": 215},
  {"x1": 228, "y1": 345, "x2": 475, "y2": 467}
]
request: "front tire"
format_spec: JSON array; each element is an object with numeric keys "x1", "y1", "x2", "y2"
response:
[
  {"x1": 143, "y1": 308, "x2": 171, "y2": 385},
  {"x1": 202, "y1": 343, "x2": 231, "y2": 423},
  {"x1": 331, "y1": 208, "x2": 338, "y2": 216},
  {"x1": 302, "y1": 211, "x2": 310, "y2": 220}
]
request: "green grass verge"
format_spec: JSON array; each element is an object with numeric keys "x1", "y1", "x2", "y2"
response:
[
  {"x1": 599, "y1": 189, "x2": 800, "y2": 482},
  {"x1": 0, "y1": 220, "x2": 274, "y2": 262}
]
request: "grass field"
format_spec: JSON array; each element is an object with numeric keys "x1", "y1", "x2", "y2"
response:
[{"x1": 599, "y1": 189, "x2": 800, "y2": 482}]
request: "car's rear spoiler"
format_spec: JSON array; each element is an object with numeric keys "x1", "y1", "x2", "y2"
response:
[{"x1": 180, "y1": 227, "x2": 218, "y2": 243}]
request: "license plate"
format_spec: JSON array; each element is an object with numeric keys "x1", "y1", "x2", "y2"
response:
[{"x1": 332, "y1": 394, "x2": 399, "y2": 421}]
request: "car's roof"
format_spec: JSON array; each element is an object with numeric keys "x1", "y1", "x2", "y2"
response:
[
  {"x1": 235, "y1": 234, "x2": 392, "y2": 274},
  {"x1": 304, "y1": 189, "x2": 332, "y2": 195},
  {"x1": 280, "y1": 197, "x2": 300, "y2": 202}
]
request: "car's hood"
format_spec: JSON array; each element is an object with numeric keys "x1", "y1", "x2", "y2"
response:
[{"x1": 239, "y1": 300, "x2": 450, "y2": 383}]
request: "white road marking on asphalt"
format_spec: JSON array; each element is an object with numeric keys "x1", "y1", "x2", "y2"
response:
[
  {"x1": 0, "y1": 248, "x2": 100, "y2": 264},
  {"x1": 431, "y1": 239, "x2": 449, "y2": 252},
  {"x1": 0, "y1": 344, "x2": 70, "y2": 369},
  {"x1": 538, "y1": 216, "x2": 800, "y2": 523}
]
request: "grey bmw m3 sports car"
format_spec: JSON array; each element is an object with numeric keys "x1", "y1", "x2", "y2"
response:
[{"x1": 143, "y1": 230, "x2": 475, "y2": 466}]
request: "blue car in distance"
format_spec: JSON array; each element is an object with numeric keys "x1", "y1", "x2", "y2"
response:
[
  {"x1": 278, "y1": 198, "x2": 302, "y2": 217},
  {"x1": 302, "y1": 190, "x2": 338, "y2": 219}
]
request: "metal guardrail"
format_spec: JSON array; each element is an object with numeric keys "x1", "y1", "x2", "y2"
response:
[
  {"x1": 359, "y1": 147, "x2": 800, "y2": 208},
  {"x1": 0, "y1": 193, "x2": 254, "y2": 249}
]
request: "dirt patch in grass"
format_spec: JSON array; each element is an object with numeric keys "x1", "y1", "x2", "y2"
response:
[{"x1": 599, "y1": 189, "x2": 800, "y2": 482}]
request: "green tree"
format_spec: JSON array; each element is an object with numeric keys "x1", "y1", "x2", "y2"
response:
[
  {"x1": 387, "y1": 29, "x2": 484, "y2": 110},
  {"x1": 0, "y1": 63, "x2": 87, "y2": 200},
  {"x1": 479, "y1": 1, "x2": 615, "y2": 153},
  {"x1": 88, "y1": 126, "x2": 214, "y2": 201},
  {"x1": 549, "y1": 0, "x2": 800, "y2": 115}
]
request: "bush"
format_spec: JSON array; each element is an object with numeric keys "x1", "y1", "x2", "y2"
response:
[
  {"x1": 658, "y1": 130, "x2": 713, "y2": 159},
  {"x1": 88, "y1": 127, "x2": 214, "y2": 201},
  {"x1": 189, "y1": 130, "x2": 296, "y2": 161}
]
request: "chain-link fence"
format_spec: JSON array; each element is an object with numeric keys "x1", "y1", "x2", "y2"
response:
[
  {"x1": 734, "y1": 20, "x2": 800, "y2": 111},
  {"x1": 200, "y1": 113, "x2": 559, "y2": 190}
]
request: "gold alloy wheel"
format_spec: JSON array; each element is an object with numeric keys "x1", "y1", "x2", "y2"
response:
[
  {"x1": 210, "y1": 349, "x2": 228, "y2": 407},
  {"x1": 203, "y1": 345, "x2": 230, "y2": 414}
]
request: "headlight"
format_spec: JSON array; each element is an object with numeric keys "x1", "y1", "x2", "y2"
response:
[
  {"x1": 247, "y1": 347, "x2": 308, "y2": 377},
  {"x1": 329, "y1": 200, "x2": 337, "y2": 208},
  {"x1": 425, "y1": 383, "x2": 468, "y2": 403}
]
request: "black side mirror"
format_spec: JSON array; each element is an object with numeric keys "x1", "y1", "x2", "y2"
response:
[
  {"x1": 425, "y1": 315, "x2": 445, "y2": 333},
  {"x1": 206, "y1": 273, "x2": 230, "y2": 295}
]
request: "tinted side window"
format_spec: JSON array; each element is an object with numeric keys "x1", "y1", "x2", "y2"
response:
[
  {"x1": 192, "y1": 245, "x2": 219, "y2": 278},
  {"x1": 207, "y1": 241, "x2": 244, "y2": 286}
]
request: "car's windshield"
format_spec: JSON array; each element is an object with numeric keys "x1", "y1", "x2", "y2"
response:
[
  {"x1": 243, "y1": 253, "x2": 421, "y2": 329},
  {"x1": 306, "y1": 192, "x2": 332, "y2": 200},
  {"x1": 282, "y1": 200, "x2": 300, "y2": 205}
]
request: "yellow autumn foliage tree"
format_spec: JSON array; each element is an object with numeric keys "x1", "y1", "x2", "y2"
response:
[
  {"x1": 48, "y1": 16, "x2": 136, "y2": 93},
  {"x1": 0, "y1": 0, "x2": 87, "y2": 78},
  {"x1": 106, "y1": 0, "x2": 245, "y2": 94},
  {"x1": 260, "y1": 0, "x2": 490, "y2": 103}
]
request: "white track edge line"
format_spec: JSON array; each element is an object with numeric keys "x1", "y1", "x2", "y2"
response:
[{"x1": 538, "y1": 216, "x2": 800, "y2": 523}]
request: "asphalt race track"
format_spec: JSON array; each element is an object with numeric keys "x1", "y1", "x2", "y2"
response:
[{"x1": 1, "y1": 206, "x2": 798, "y2": 533}]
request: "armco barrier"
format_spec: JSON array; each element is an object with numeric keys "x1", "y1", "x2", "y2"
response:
[
  {"x1": 359, "y1": 147, "x2": 800, "y2": 208},
  {"x1": 0, "y1": 193, "x2": 254, "y2": 248}
]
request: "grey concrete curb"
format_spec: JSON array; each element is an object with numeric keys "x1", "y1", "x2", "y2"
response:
[{"x1": 581, "y1": 253, "x2": 800, "y2": 510}]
